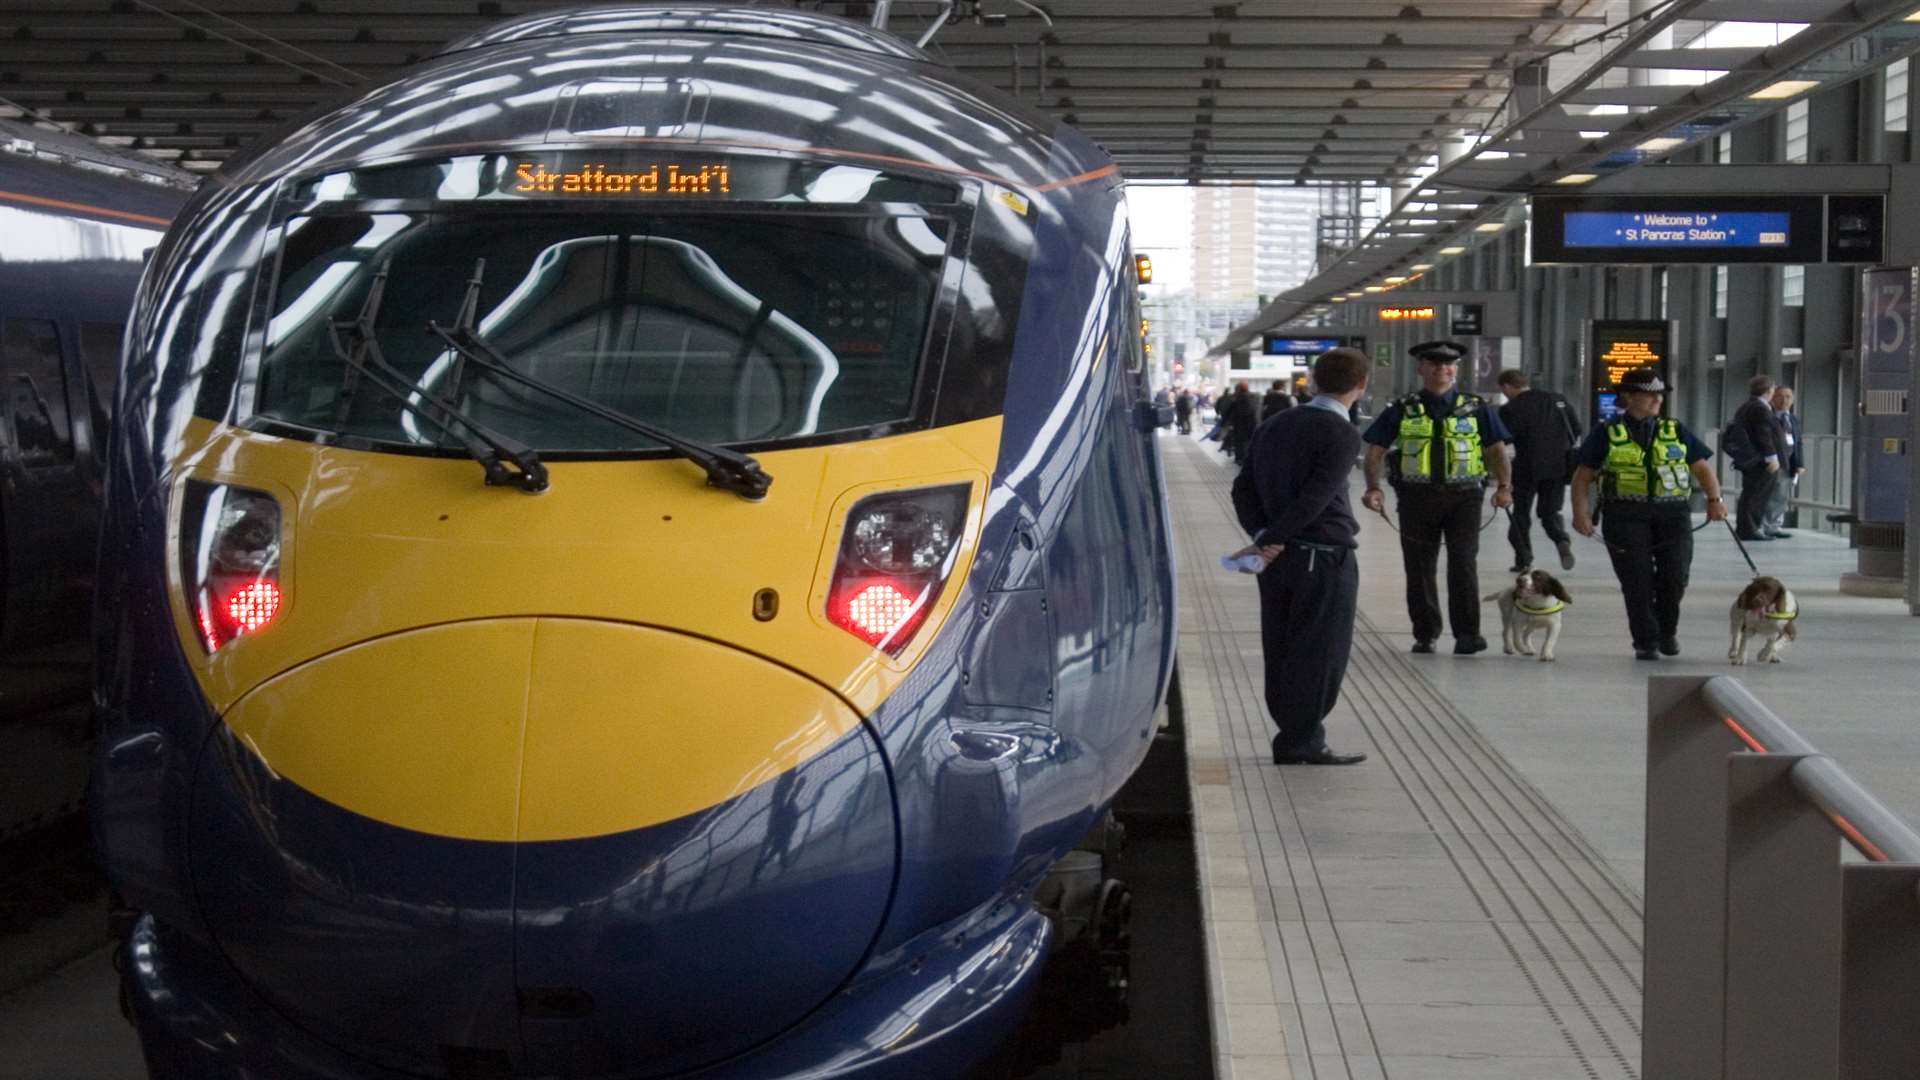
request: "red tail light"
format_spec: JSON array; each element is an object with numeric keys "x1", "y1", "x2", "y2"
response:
[
  {"x1": 179, "y1": 481, "x2": 284, "y2": 652},
  {"x1": 827, "y1": 485, "x2": 969, "y2": 654}
]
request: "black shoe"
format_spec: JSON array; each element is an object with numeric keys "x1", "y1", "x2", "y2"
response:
[
  {"x1": 1453, "y1": 636, "x2": 1488, "y2": 655},
  {"x1": 1411, "y1": 639, "x2": 1436, "y2": 654},
  {"x1": 1509, "y1": 561, "x2": 1531, "y2": 573},
  {"x1": 1768, "y1": 530, "x2": 1793, "y2": 539},
  {"x1": 1557, "y1": 540, "x2": 1576, "y2": 570},
  {"x1": 1634, "y1": 648, "x2": 1659, "y2": 660},
  {"x1": 1658, "y1": 636, "x2": 1680, "y2": 656},
  {"x1": 1273, "y1": 749, "x2": 1369, "y2": 766}
]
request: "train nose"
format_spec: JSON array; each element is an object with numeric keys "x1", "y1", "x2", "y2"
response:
[{"x1": 189, "y1": 618, "x2": 896, "y2": 1076}]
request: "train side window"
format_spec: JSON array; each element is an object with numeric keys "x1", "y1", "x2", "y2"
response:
[
  {"x1": 79, "y1": 321, "x2": 126, "y2": 424},
  {"x1": 2, "y1": 317, "x2": 74, "y2": 466}
]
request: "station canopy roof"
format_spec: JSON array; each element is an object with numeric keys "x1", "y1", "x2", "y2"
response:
[{"x1": 0, "y1": 0, "x2": 1607, "y2": 181}]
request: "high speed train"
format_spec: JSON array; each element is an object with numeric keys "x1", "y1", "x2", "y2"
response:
[
  {"x1": 0, "y1": 124, "x2": 183, "y2": 872},
  {"x1": 93, "y1": 6, "x2": 1176, "y2": 1078}
]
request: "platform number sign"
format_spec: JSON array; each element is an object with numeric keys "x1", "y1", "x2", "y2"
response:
[
  {"x1": 1870, "y1": 276, "x2": 1907, "y2": 359},
  {"x1": 1859, "y1": 267, "x2": 1916, "y2": 525}
]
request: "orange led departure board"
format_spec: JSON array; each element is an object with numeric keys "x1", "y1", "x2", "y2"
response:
[
  {"x1": 1378, "y1": 306, "x2": 1436, "y2": 321},
  {"x1": 512, "y1": 162, "x2": 732, "y2": 196}
]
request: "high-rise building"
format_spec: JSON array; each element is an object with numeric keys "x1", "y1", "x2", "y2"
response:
[{"x1": 1190, "y1": 185, "x2": 1323, "y2": 301}]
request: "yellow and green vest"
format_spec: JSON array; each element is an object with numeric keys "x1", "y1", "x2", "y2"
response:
[
  {"x1": 1392, "y1": 393, "x2": 1487, "y2": 486},
  {"x1": 1601, "y1": 418, "x2": 1692, "y2": 502}
]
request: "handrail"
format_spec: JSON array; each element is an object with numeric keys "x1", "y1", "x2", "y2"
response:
[
  {"x1": 1701, "y1": 677, "x2": 1920, "y2": 865},
  {"x1": 1646, "y1": 674, "x2": 1920, "y2": 1080}
]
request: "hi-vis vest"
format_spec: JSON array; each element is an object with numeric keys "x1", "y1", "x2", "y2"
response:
[
  {"x1": 1392, "y1": 393, "x2": 1487, "y2": 486},
  {"x1": 1601, "y1": 418, "x2": 1692, "y2": 502}
]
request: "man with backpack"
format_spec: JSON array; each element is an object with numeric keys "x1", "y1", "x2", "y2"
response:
[{"x1": 1496, "y1": 369, "x2": 1581, "y2": 572}]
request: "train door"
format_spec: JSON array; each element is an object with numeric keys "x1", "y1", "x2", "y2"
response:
[{"x1": 0, "y1": 316, "x2": 92, "y2": 657}]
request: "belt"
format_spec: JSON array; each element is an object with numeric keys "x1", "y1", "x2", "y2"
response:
[{"x1": 1286, "y1": 539, "x2": 1350, "y2": 553}]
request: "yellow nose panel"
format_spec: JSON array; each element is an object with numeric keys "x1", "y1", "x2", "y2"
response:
[
  {"x1": 221, "y1": 618, "x2": 864, "y2": 843},
  {"x1": 223, "y1": 620, "x2": 534, "y2": 842},
  {"x1": 517, "y1": 619, "x2": 863, "y2": 842}
]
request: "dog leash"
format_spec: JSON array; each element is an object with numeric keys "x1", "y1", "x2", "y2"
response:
[
  {"x1": 1366, "y1": 497, "x2": 1506, "y2": 535},
  {"x1": 1724, "y1": 518, "x2": 1762, "y2": 577}
]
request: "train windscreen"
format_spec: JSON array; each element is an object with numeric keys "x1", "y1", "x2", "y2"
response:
[{"x1": 255, "y1": 155, "x2": 959, "y2": 452}]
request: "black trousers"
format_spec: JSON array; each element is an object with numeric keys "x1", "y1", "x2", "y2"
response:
[
  {"x1": 1508, "y1": 476, "x2": 1569, "y2": 566},
  {"x1": 1396, "y1": 486, "x2": 1483, "y2": 642},
  {"x1": 1599, "y1": 503, "x2": 1693, "y2": 649},
  {"x1": 1736, "y1": 466, "x2": 1776, "y2": 539},
  {"x1": 1257, "y1": 544, "x2": 1358, "y2": 757}
]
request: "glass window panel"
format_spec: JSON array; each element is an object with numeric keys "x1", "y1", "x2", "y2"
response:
[
  {"x1": 3, "y1": 318, "x2": 72, "y2": 466},
  {"x1": 256, "y1": 210, "x2": 951, "y2": 451},
  {"x1": 79, "y1": 321, "x2": 126, "y2": 423},
  {"x1": 1782, "y1": 265, "x2": 1805, "y2": 307},
  {"x1": 1888, "y1": 58, "x2": 1909, "y2": 133}
]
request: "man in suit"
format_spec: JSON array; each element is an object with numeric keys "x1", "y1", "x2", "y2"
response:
[
  {"x1": 1764, "y1": 385, "x2": 1805, "y2": 538},
  {"x1": 1495, "y1": 369, "x2": 1581, "y2": 572},
  {"x1": 1731, "y1": 374, "x2": 1786, "y2": 541}
]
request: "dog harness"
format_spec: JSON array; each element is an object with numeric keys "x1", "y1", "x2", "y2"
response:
[
  {"x1": 1392, "y1": 393, "x2": 1488, "y2": 486},
  {"x1": 1600, "y1": 418, "x2": 1690, "y2": 503}
]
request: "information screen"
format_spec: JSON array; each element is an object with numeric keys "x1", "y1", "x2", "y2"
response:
[
  {"x1": 1588, "y1": 319, "x2": 1671, "y2": 424},
  {"x1": 1563, "y1": 210, "x2": 1792, "y2": 249},
  {"x1": 1533, "y1": 194, "x2": 1828, "y2": 264},
  {"x1": 1263, "y1": 337, "x2": 1342, "y2": 356}
]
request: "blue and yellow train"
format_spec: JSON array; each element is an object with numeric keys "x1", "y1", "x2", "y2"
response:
[{"x1": 93, "y1": 6, "x2": 1176, "y2": 1078}]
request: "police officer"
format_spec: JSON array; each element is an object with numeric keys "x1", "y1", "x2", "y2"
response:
[
  {"x1": 1362, "y1": 340, "x2": 1514, "y2": 654},
  {"x1": 1569, "y1": 368, "x2": 1727, "y2": 660}
]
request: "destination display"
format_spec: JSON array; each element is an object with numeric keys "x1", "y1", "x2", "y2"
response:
[
  {"x1": 1563, "y1": 210, "x2": 1791, "y2": 249},
  {"x1": 1378, "y1": 306, "x2": 1436, "y2": 321},
  {"x1": 1530, "y1": 194, "x2": 1867, "y2": 265},
  {"x1": 1588, "y1": 319, "x2": 1672, "y2": 424}
]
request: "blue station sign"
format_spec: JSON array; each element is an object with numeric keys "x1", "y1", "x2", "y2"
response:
[
  {"x1": 1531, "y1": 193, "x2": 1882, "y2": 265},
  {"x1": 1262, "y1": 337, "x2": 1342, "y2": 356},
  {"x1": 1563, "y1": 210, "x2": 1792, "y2": 249}
]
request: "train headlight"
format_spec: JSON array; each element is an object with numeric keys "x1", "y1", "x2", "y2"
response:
[
  {"x1": 178, "y1": 481, "x2": 284, "y2": 652},
  {"x1": 827, "y1": 484, "x2": 968, "y2": 654}
]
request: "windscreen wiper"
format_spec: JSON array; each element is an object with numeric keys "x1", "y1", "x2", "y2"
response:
[
  {"x1": 328, "y1": 262, "x2": 548, "y2": 494},
  {"x1": 425, "y1": 259, "x2": 773, "y2": 501}
]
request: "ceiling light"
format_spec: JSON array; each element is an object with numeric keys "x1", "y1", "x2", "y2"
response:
[
  {"x1": 1384, "y1": 275, "x2": 1407, "y2": 283},
  {"x1": 1474, "y1": 223, "x2": 1505, "y2": 233},
  {"x1": 1363, "y1": 285, "x2": 1386, "y2": 293},
  {"x1": 1410, "y1": 263, "x2": 1433, "y2": 270},
  {"x1": 1638, "y1": 136, "x2": 1685, "y2": 153},
  {"x1": 1554, "y1": 173, "x2": 1598, "y2": 185},
  {"x1": 1749, "y1": 79, "x2": 1820, "y2": 100},
  {"x1": 1578, "y1": 130, "x2": 1610, "y2": 139},
  {"x1": 1908, "y1": 7, "x2": 1920, "y2": 19},
  {"x1": 1438, "y1": 245, "x2": 1466, "y2": 255}
]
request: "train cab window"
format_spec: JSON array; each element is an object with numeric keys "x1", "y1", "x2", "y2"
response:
[
  {"x1": 2, "y1": 318, "x2": 73, "y2": 466},
  {"x1": 79, "y1": 321, "x2": 125, "y2": 425},
  {"x1": 256, "y1": 208, "x2": 953, "y2": 452}
]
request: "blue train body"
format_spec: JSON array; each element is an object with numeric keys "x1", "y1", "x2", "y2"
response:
[
  {"x1": 0, "y1": 129, "x2": 183, "y2": 847},
  {"x1": 92, "y1": 8, "x2": 1177, "y2": 1078}
]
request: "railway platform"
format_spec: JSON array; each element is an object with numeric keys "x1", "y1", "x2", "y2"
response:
[{"x1": 1168, "y1": 427, "x2": 1920, "y2": 1080}]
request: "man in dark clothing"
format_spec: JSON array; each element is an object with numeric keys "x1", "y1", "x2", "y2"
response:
[
  {"x1": 1571, "y1": 368, "x2": 1727, "y2": 659},
  {"x1": 1495, "y1": 369, "x2": 1581, "y2": 573},
  {"x1": 1731, "y1": 374, "x2": 1786, "y2": 541},
  {"x1": 1173, "y1": 388, "x2": 1194, "y2": 434},
  {"x1": 1219, "y1": 381, "x2": 1258, "y2": 464},
  {"x1": 1261, "y1": 380, "x2": 1293, "y2": 420},
  {"x1": 1230, "y1": 348, "x2": 1372, "y2": 766},
  {"x1": 1361, "y1": 341, "x2": 1514, "y2": 655}
]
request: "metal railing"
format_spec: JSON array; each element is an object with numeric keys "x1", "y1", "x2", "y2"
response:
[
  {"x1": 1704, "y1": 430, "x2": 1853, "y2": 534},
  {"x1": 1646, "y1": 675, "x2": 1920, "y2": 1080}
]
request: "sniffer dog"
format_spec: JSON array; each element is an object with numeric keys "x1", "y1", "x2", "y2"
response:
[
  {"x1": 1729, "y1": 576, "x2": 1798, "y2": 665},
  {"x1": 1484, "y1": 570, "x2": 1573, "y2": 662}
]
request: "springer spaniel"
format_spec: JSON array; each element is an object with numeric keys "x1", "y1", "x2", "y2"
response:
[
  {"x1": 1485, "y1": 570, "x2": 1572, "y2": 662},
  {"x1": 1730, "y1": 576, "x2": 1798, "y2": 665}
]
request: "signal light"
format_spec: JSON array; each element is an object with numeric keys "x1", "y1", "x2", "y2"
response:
[
  {"x1": 1135, "y1": 254, "x2": 1153, "y2": 283},
  {"x1": 178, "y1": 481, "x2": 284, "y2": 652},
  {"x1": 1173, "y1": 361, "x2": 1186, "y2": 374},
  {"x1": 826, "y1": 485, "x2": 969, "y2": 654}
]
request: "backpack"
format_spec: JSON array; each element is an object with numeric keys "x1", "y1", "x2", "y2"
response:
[{"x1": 1720, "y1": 417, "x2": 1757, "y2": 470}]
